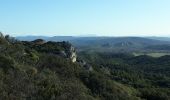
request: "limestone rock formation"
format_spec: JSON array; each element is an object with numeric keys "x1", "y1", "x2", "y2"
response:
[
  {"x1": 77, "y1": 59, "x2": 93, "y2": 71},
  {"x1": 67, "y1": 46, "x2": 77, "y2": 62}
]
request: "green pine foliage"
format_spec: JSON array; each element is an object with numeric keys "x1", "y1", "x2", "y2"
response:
[
  {"x1": 79, "y1": 51, "x2": 170, "y2": 100},
  {"x1": 0, "y1": 34, "x2": 169, "y2": 100}
]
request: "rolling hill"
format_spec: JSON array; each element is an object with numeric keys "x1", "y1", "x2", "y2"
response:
[{"x1": 16, "y1": 36, "x2": 170, "y2": 53}]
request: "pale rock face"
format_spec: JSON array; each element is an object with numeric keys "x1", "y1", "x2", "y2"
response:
[
  {"x1": 72, "y1": 56, "x2": 77, "y2": 62},
  {"x1": 70, "y1": 51, "x2": 77, "y2": 62},
  {"x1": 68, "y1": 46, "x2": 77, "y2": 62}
]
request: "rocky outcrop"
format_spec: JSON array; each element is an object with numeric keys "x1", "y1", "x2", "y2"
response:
[
  {"x1": 67, "y1": 46, "x2": 77, "y2": 62},
  {"x1": 58, "y1": 46, "x2": 77, "y2": 63},
  {"x1": 22, "y1": 38, "x2": 78, "y2": 63},
  {"x1": 70, "y1": 52, "x2": 77, "y2": 62},
  {"x1": 77, "y1": 59, "x2": 93, "y2": 71}
]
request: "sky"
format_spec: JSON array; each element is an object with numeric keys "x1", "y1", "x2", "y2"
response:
[{"x1": 0, "y1": 0, "x2": 170, "y2": 36}]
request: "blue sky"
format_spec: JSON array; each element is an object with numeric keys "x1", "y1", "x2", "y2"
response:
[{"x1": 0, "y1": 0, "x2": 170, "y2": 36}]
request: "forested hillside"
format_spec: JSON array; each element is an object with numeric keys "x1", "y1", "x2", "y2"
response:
[
  {"x1": 17, "y1": 36, "x2": 170, "y2": 53},
  {"x1": 0, "y1": 33, "x2": 170, "y2": 100},
  {"x1": 0, "y1": 33, "x2": 140, "y2": 100},
  {"x1": 79, "y1": 51, "x2": 170, "y2": 100}
]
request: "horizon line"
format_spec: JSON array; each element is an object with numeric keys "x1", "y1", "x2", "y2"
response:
[{"x1": 15, "y1": 35, "x2": 170, "y2": 38}]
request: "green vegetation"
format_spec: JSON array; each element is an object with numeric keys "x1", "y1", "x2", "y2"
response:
[
  {"x1": 0, "y1": 34, "x2": 170, "y2": 100},
  {"x1": 133, "y1": 52, "x2": 170, "y2": 57},
  {"x1": 79, "y1": 51, "x2": 170, "y2": 100},
  {"x1": 0, "y1": 34, "x2": 139, "y2": 100}
]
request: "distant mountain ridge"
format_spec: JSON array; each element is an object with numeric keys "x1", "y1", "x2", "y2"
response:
[
  {"x1": 16, "y1": 36, "x2": 170, "y2": 52},
  {"x1": 147, "y1": 37, "x2": 170, "y2": 42},
  {"x1": 16, "y1": 36, "x2": 170, "y2": 43}
]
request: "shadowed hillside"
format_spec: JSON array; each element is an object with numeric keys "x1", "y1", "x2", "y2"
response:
[
  {"x1": 0, "y1": 33, "x2": 169, "y2": 99},
  {"x1": 0, "y1": 33, "x2": 142, "y2": 100}
]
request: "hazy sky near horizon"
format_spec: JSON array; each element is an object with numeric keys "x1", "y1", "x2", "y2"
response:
[{"x1": 0, "y1": 0, "x2": 170, "y2": 36}]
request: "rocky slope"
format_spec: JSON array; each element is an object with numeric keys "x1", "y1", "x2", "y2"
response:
[
  {"x1": 22, "y1": 39, "x2": 77, "y2": 63},
  {"x1": 0, "y1": 33, "x2": 161, "y2": 100}
]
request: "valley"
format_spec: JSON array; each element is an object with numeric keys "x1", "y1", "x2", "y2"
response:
[
  {"x1": 2, "y1": 0, "x2": 170, "y2": 100},
  {"x1": 0, "y1": 33, "x2": 170, "y2": 99}
]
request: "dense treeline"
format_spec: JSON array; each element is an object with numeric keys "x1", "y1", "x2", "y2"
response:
[
  {"x1": 0, "y1": 34, "x2": 141, "y2": 100},
  {"x1": 79, "y1": 51, "x2": 170, "y2": 100},
  {"x1": 0, "y1": 33, "x2": 170, "y2": 100}
]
